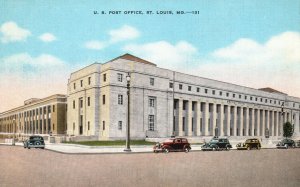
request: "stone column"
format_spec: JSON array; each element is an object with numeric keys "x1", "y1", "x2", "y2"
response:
[
  {"x1": 220, "y1": 104, "x2": 224, "y2": 136},
  {"x1": 233, "y1": 106, "x2": 237, "y2": 136},
  {"x1": 245, "y1": 107, "x2": 249, "y2": 136},
  {"x1": 276, "y1": 111, "x2": 280, "y2": 136},
  {"x1": 212, "y1": 103, "x2": 217, "y2": 136},
  {"x1": 251, "y1": 108, "x2": 254, "y2": 136},
  {"x1": 257, "y1": 109, "x2": 261, "y2": 136},
  {"x1": 266, "y1": 110, "x2": 269, "y2": 136},
  {"x1": 196, "y1": 101, "x2": 201, "y2": 136},
  {"x1": 178, "y1": 98, "x2": 183, "y2": 136},
  {"x1": 239, "y1": 107, "x2": 243, "y2": 136},
  {"x1": 205, "y1": 102, "x2": 210, "y2": 136},
  {"x1": 261, "y1": 109, "x2": 265, "y2": 137},
  {"x1": 226, "y1": 105, "x2": 230, "y2": 136},
  {"x1": 187, "y1": 100, "x2": 193, "y2": 136}
]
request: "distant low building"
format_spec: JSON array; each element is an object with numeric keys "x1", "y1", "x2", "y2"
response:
[
  {"x1": 0, "y1": 94, "x2": 67, "y2": 138},
  {"x1": 67, "y1": 54, "x2": 300, "y2": 140}
]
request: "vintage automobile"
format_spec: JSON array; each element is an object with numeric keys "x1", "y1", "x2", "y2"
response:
[
  {"x1": 201, "y1": 137, "x2": 232, "y2": 151},
  {"x1": 23, "y1": 135, "x2": 45, "y2": 149},
  {"x1": 236, "y1": 138, "x2": 261, "y2": 150},
  {"x1": 153, "y1": 138, "x2": 191, "y2": 153},
  {"x1": 276, "y1": 139, "x2": 295, "y2": 149}
]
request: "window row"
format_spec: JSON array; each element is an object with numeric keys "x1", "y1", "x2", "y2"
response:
[{"x1": 73, "y1": 77, "x2": 92, "y2": 90}]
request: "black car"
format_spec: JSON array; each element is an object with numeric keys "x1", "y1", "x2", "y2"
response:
[
  {"x1": 201, "y1": 137, "x2": 232, "y2": 151},
  {"x1": 23, "y1": 136, "x2": 45, "y2": 149},
  {"x1": 276, "y1": 139, "x2": 295, "y2": 149}
]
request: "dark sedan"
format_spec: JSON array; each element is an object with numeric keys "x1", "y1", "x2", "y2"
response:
[{"x1": 276, "y1": 139, "x2": 295, "y2": 149}]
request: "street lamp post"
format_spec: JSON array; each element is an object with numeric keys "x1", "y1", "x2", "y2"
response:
[{"x1": 124, "y1": 73, "x2": 131, "y2": 152}]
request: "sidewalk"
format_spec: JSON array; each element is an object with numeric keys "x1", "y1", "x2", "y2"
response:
[{"x1": 0, "y1": 142, "x2": 276, "y2": 154}]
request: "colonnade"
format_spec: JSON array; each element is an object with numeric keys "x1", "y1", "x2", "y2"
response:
[{"x1": 174, "y1": 99, "x2": 289, "y2": 137}]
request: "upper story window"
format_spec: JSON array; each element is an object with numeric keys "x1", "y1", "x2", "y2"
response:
[
  {"x1": 149, "y1": 97, "x2": 155, "y2": 107},
  {"x1": 239, "y1": 95, "x2": 241, "y2": 99},
  {"x1": 188, "y1": 86, "x2": 191, "y2": 91},
  {"x1": 219, "y1": 91, "x2": 222, "y2": 96},
  {"x1": 205, "y1": 89, "x2": 208, "y2": 94},
  {"x1": 73, "y1": 83, "x2": 76, "y2": 90},
  {"x1": 53, "y1": 105, "x2": 55, "y2": 112},
  {"x1": 118, "y1": 95, "x2": 123, "y2": 105},
  {"x1": 80, "y1": 99, "x2": 83, "y2": 108},
  {"x1": 260, "y1": 98, "x2": 263, "y2": 102},
  {"x1": 169, "y1": 82, "x2": 173, "y2": 88},
  {"x1": 270, "y1": 100, "x2": 272, "y2": 104},
  {"x1": 150, "y1": 78, "x2": 154, "y2": 86},
  {"x1": 233, "y1": 94, "x2": 235, "y2": 98},
  {"x1": 197, "y1": 87, "x2": 200, "y2": 92},
  {"x1": 88, "y1": 77, "x2": 91, "y2": 85},
  {"x1": 226, "y1": 93, "x2": 229, "y2": 97},
  {"x1": 102, "y1": 95, "x2": 106, "y2": 105},
  {"x1": 245, "y1": 96, "x2": 247, "y2": 100},
  {"x1": 88, "y1": 97, "x2": 90, "y2": 106},
  {"x1": 80, "y1": 80, "x2": 83, "y2": 87},
  {"x1": 117, "y1": 73, "x2": 123, "y2": 82},
  {"x1": 179, "y1": 84, "x2": 182, "y2": 90},
  {"x1": 103, "y1": 73, "x2": 106, "y2": 82},
  {"x1": 250, "y1": 97, "x2": 252, "y2": 101},
  {"x1": 73, "y1": 100, "x2": 75, "y2": 109},
  {"x1": 212, "y1": 90, "x2": 215, "y2": 95},
  {"x1": 265, "y1": 99, "x2": 267, "y2": 103},
  {"x1": 293, "y1": 103, "x2": 295, "y2": 107}
]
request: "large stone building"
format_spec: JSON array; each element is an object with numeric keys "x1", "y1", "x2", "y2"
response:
[
  {"x1": 67, "y1": 54, "x2": 300, "y2": 140},
  {"x1": 0, "y1": 94, "x2": 67, "y2": 139}
]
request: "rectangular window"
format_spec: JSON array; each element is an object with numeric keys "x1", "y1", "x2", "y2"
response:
[
  {"x1": 233, "y1": 94, "x2": 235, "y2": 98},
  {"x1": 73, "y1": 123, "x2": 75, "y2": 130},
  {"x1": 150, "y1": 78, "x2": 154, "y2": 86},
  {"x1": 226, "y1": 93, "x2": 229, "y2": 97},
  {"x1": 239, "y1": 95, "x2": 241, "y2": 99},
  {"x1": 80, "y1": 80, "x2": 83, "y2": 87},
  {"x1": 103, "y1": 121, "x2": 105, "y2": 130},
  {"x1": 188, "y1": 86, "x2": 191, "y2": 91},
  {"x1": 205, "y1": 89, "x2": 208, "y2": 94},
  {"x1": 265, "y1": 99, "x2": 267, "y2": 103},
  {"x1": 88, "y1": 97, "x2": 90, "y2": 106},
  {"x1": 73, "y1": 100, "x2": 75, "y2": 109},
  {"x1": 117, "y1": 73, "x2": 123, "y2": 82},
  {"x1": 255, "y1": 97, "x2": 258, "y2": 101},
  {"x1": 88, "y1": 121, "x2": 90, "y2": 130},
  {"x1": 80, "y1": 99, "x2": 83, "y2": 108},
  {"x1": 182, "y1": 117, "x2": 185, "y2": 131},
  {"x1": 219, "y1": 91, "x2": 222, "y2": 96},
  {"x1": 118, "y1": 95, "x2": 123, "y2": 105},
  {"x1": 148, "y1": 115, "x2": 154, "y2": 131},
  {"x1": 53, "y1": 105, "x2": 55, "y2": 112},
  {"x1": 245, "y1": 96, "x2": 247, "y2": 100},
  {"x1": 179, "y1": 84, "x2": 182, "y2": 90},
  {"x1": 103, "y1": 73, "x2": 106, "y2": 82},
  {"x1": 88, "y1": 77, "x2": 91, "y2": 85},
  {"x1": 250, "y1": 97, "x2": 253, "y2": 101},
  {"x1": 261, "y1": 98, "x2": 263, "y2": 102},
  {"x1": 73, "y1": 83, "x2": 76, "y2": 90},
  {"x1": 197, "y1": 87, "x2": 200, "y2": 92},
  {"x1": 149, "y1": 97, "x2": 155, "y2": 107},
  {"x1": 212, "y1": 90, "x2": 215, "y2": 95},
  {"x1": 118, "y1": 121, "x2": 122, "y2": 130},
  {"x1": 169, "y1": 82, "x2": 173, "y2": 88},
  {"x1": 103, "y1": 95, "x2": 105, "y2": 105},
  {"x1": 200, "y1": 119, "x2": 203, "y2": 132}
]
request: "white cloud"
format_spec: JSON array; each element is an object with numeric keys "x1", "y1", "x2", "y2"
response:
[
  {"x1": 123, "y1": 40, "x2": 198, "y2": 70},
  {"x1": 39, "y1": 33, "x2": 56, "y2": 42},
  {"x1": 193, "y1": 31, "x2": 300, "y2": 98},
  {"x1": 0, "y1": 53, "x2": 70, "y2": 112},
  {"x1": 84, "y1": 40, "x2": 106, "y2": 50},
  {"x1": 0, "y1": 21, "x2": 31, "y2": 43},
  {"x1": 109, "y1": 25, "x2": 140, "y2": 43}
]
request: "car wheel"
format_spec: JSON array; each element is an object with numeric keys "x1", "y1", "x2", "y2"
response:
[
  {"x1": 164, "y1": 148, "x2": 169, "y2": 153},
  {"x1": 28, "y1": 147, "x2": 30, "y2": 149},
  {"x1": 257, "y1": 145, "x2": 261, "y2": 150},
  {"x1": 226, "y1": 145, "x2": 230, "y2": 151},
  {"x1": 41, "y1": 147, "x2": 44, "y2": 149},
  {"x1": 285, "y1": 144, "x2": 288, "y2": 149},
  {"x1": 247, "y1": 146, "x2": 251, "y2": 151},
  {"x1": 184, "y1": 147, "x2": 189, "y2": 153},
  {"x1": 292, "y1": 144, "x2": 295, "y2": 148}
]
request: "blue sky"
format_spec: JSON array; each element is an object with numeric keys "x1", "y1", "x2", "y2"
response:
[{"x1": 0, "y1": 0, "x2": 300, "y2": 112}]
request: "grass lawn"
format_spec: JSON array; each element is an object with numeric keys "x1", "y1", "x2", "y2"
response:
[{"x1": 63, "y1": 140, "x2": 155, "y2": 146}]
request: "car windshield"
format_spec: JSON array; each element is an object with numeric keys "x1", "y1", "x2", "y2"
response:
[
  {"x1": 209, "y1": 139, "x2": 219, "y2": 143},
  {"x1": 163, "y1": 139, "x2": 174, "y2": 143}
]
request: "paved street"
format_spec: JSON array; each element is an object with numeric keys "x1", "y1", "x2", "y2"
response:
[{"x1": 1, "y1": 146, "x2": 299, "y2": 187}]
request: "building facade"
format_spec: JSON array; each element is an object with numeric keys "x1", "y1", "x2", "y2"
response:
[
  {"x1": 0, "y1": 94, "x2": 67, "y2": 139},
  {"x1": 67, "y1": 54, "x2": 300, "y2": 140}
]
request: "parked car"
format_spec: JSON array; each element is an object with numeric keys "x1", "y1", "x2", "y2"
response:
[
  {"x1": 201, "y1": 137, "x2": 232, "y2": 151},
  {"x1": 23, "y1": 135, "x2": 45, "y2": 149},
  {"x1": 276, "y1": 139, "x2": 295, "y2": 149},
  {"x1": 153, "y1": 138, "x2": 191, "y2": 153},
  {"x1": 236, "y1": 138, "x2": 261, "y2": 150},
  {"x1": 295, "y1": 140, "x2": 300, "y2": 148}
]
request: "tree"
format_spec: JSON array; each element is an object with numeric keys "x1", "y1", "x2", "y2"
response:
[{"x1": 283, "y1": 122, "x2": 294, "y2": 138}]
